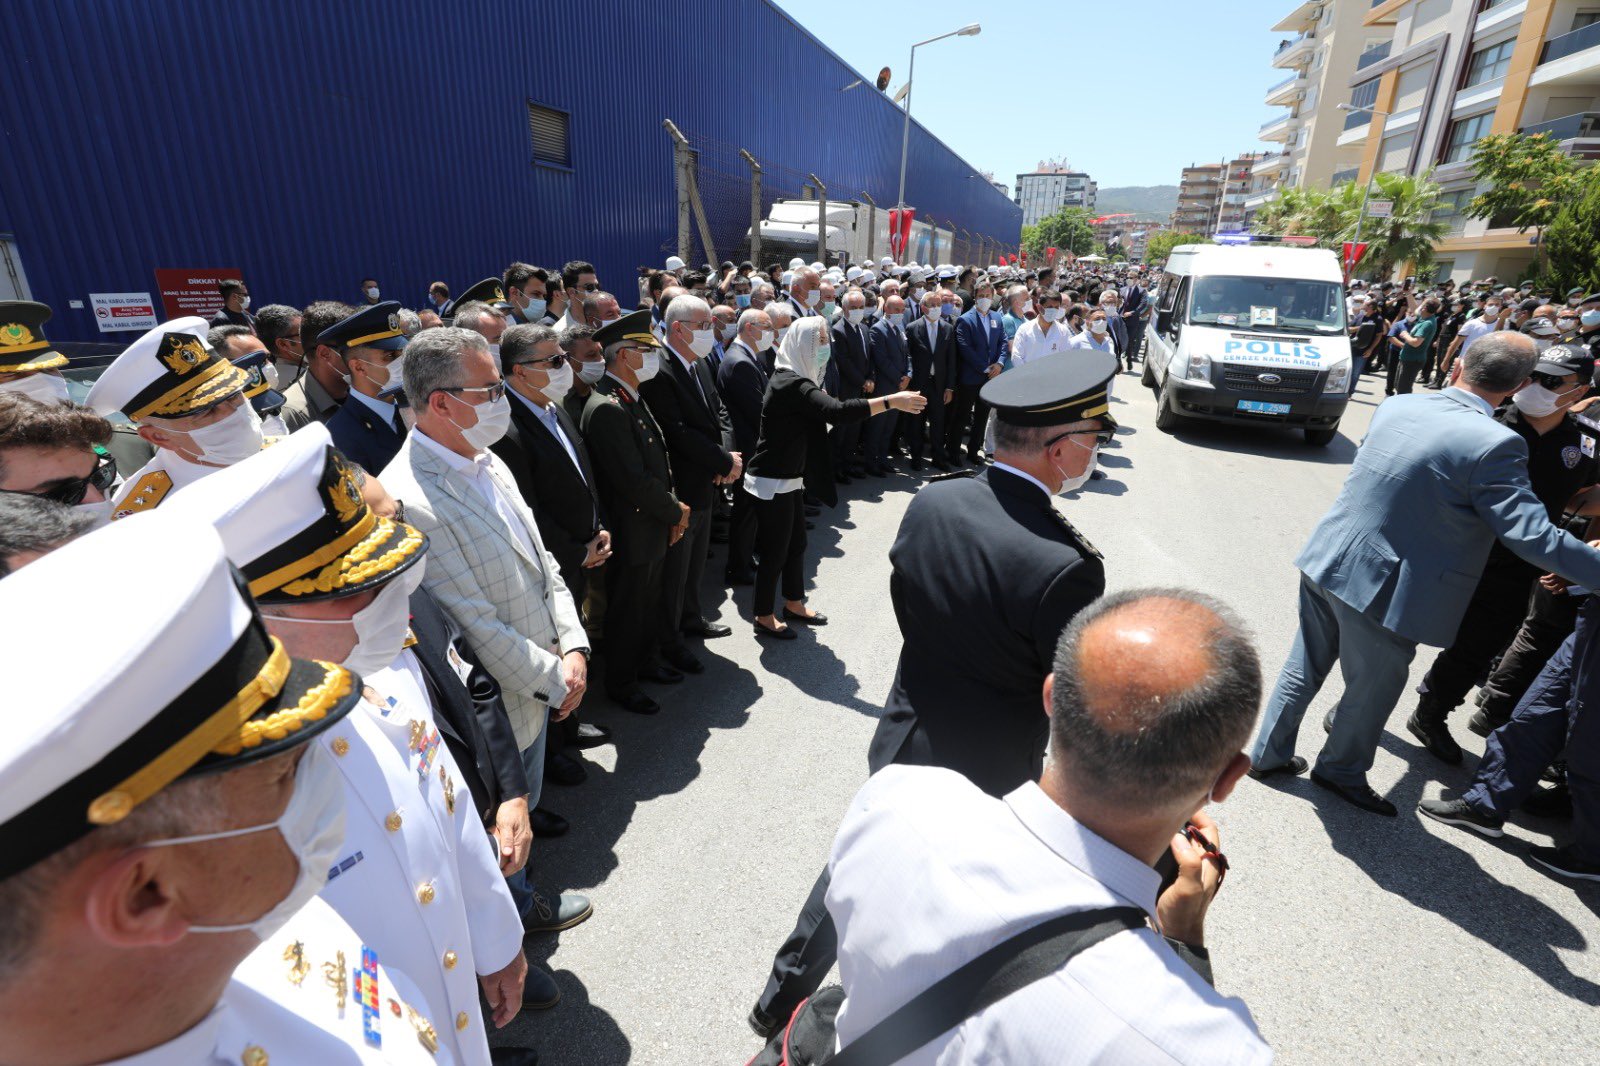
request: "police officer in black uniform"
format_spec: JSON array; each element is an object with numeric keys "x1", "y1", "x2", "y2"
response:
[
  {"x1": 749, "y1": 351, "x2": 1120, "y2": 1038},
  {"x1": 1408, "y1": 343, "x2": 1600, "y2": 763}
]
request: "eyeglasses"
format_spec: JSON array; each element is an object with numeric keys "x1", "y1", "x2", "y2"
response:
[
  {"x1": 438, "y1": 382, "x2": 506, "y2": 402},
  {"x1": 1044, "y1": 427, "x2": 1114, "y2": 449},
  {"x1": 1531, "y1": 372, "x2": 1577, "y2": 390},
  {"x1": 573, "y1": 283, "x2": 600, "y2": 293},
  {"x1": 0, "y1": 452, "x2": 118, "y2": 506},
  {"x1": 515, "y1": 354, "x2": 567, "y2": 370}
]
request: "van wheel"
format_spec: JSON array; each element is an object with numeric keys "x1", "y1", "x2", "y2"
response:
[
  {"x1": 1154, "y1": 384, "x2": 1184, "y2": 433},
  {"x1": 1305, "y1": 423, "x2": 1339, "y2": 447},
  {"x1": 1141, "y1": 358, "x2": 1156, "y2": 389}
]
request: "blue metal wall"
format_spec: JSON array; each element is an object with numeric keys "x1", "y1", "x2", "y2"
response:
[{"x1": 0, "y1": 0, "x2": 1020, "y2": 342}]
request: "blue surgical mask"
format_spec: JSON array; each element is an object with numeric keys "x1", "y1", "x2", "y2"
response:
[
  {"x1": 941, "y1": 303, "x2": 957, "y2": 318},
  {"x1": 735, "y1": 293, "x2": 751, "y2": 308},
  {"x1": 523, "y1": 296, "x2": 548, "y2": 320}
]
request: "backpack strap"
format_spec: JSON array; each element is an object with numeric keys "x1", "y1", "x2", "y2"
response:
[{"x1": 827, "y1": 906, "x2": 1147, "y2": 1066}]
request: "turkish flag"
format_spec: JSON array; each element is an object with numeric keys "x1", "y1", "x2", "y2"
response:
[
  {"x1": 1046, "y1": 246, "x2": 1058, "y2": 263},
  {"x1": 1342, "y1": 241, "x2": 1369, "y2": 279}
]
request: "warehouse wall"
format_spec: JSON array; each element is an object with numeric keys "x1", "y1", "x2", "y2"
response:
[{"x1": 0, "y1": 0, "x2": 1020, "y2": 342}]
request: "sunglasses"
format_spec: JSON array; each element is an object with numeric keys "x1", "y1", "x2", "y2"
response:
[
  {"x1": 515, "y1": 354, "x2": 567, "y2": 370},
  {"x1": 1045, "y1": 427, "x2": 1115, "y2": 449},
  {"x1": 1531, "y1": 372, "x2": 1578, "y2": 390},
  {"x1": 0, "y1": 451, "x2": 118, "y2": 506},
  {"x1": 439, "y1": 382, "x2": 506, "y2": 402}
]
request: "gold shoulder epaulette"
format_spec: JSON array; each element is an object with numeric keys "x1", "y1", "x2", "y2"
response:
[{"x1": 112, "y1": 471, "x2": 173, "y2": 520}]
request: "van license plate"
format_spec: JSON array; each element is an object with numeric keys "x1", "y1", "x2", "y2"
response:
[{"x1": 1237, "y1": 400, "x2": 1291, "y2": 415}]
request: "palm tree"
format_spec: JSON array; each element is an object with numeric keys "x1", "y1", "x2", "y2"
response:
[{"x1": 1350, "y1": 170, "x2": 1448, "y2": 281}]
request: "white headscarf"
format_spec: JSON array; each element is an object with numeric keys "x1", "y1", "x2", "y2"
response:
[{"x1": 776, "y1": 315, "x2": 827, "y2": 384}]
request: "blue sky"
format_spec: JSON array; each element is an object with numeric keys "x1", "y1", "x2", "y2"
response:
[{"x1": 771, "y1": 0, "x2": 1293, "y2": 191}]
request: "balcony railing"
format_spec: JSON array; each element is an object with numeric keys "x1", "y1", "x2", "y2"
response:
[
  {"x1": 1356, "y1": 40, "x2": 1392, "y2": 70},
  {"x1": 1520, "y1": 111, "x2": 1600, "y2": 140},
  {"x1": 1540, "y1": 21, "x2": 1600, "y2": 65},
  {"x1": 1266, "y1": 73, "x2": 1301, "y2": 97},
  {"x1": 1344, "y1": 106, "x2": 1376, "y2": 130}
]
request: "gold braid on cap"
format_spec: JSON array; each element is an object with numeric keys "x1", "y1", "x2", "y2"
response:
[
  {"x1": 210, "y1": 661, "x2": 353, "y2": 757},
  {"x1": 277, "y1": 516, "x2": 426, "y2": 597}
]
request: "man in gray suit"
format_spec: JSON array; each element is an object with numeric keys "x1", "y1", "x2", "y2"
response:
[{"x1": 1250, "y1": 332, "x2": 1600, "y2": 815}]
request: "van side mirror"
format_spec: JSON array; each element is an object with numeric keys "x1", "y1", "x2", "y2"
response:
[{"x1": 1156, "y1": 309, "x2": 1174, "y2": 335}]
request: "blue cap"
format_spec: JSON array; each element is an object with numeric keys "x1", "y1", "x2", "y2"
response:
[{"x1": 319, "y1": 300, "x2": 408, "y2": 352}]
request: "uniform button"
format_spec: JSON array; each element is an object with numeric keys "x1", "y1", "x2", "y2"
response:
[
  {"x1": 331, "y1": 737, "x2": 350, "y2": 757},
  {"x1": 385, "y1": 811, "x2": 403, "y2": 832},
  {"x1": 455, "y1": 1011, "x2": 470, "y2": 1031},
  {"x1": 443, "y1": 950, "x2": 458, "y2": 970},
  {"x1": 241, "y1": 1048, "x2": 268, "y2": 1066},
  {"x1": 417, "y1": 881, "x2": 436, "y2": 904}
]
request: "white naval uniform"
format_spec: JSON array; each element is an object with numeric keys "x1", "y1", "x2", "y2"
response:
[
  {"x1": 99, "y1": 898, "x2": 452, "y2": 1065},
  {"x1": 110, "y1": 438, "x2": 282, "y2": 519},
  {"x1": 827, "y1": 766, "x2": 1272, "y2": 1065},
  {"x1": 317, "y1": 682, "x2": 523, "y2": 1066}
]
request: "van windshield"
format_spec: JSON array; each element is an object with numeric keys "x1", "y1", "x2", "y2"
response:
[{"x1": 1188, "y1": 276, "x2": 1345, "y2": 334}]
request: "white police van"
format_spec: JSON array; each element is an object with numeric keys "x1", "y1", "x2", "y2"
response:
[{"x1": 1144, "y1": 243, "x2": 1352, "y2": 446}]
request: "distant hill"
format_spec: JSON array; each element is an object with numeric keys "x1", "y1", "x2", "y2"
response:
[{"x1": 1094, "y1": 185, "x2": 1179, "y2": 221}]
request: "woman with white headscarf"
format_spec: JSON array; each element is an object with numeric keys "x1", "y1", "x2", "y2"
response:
[{"x1": 745, "y1": 316, "x2": 925, "y2": 639}]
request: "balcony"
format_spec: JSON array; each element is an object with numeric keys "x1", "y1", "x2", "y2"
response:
[
  {"x1": 1271, "y1": 1, "x2": 1320, "y2": 34},
  {"x1": 1356, "y1": 40, "x2": 1391, "y2": 71},
  {"x1": 1520, "y1": 111, "x2": 1600, "y2": 158},
  {"x1": 1260, "y1": 112, "x2": 1301, "y2": 141},
  {"x1": 1265, "y1": 73, "x2": 1308, "y2": 106},
  {"x1": 1272, "y1": 33, "x2": 1317, "y2": 69},
  {"x1": 1245, "y1": 189, "x2": 1277, "y2": 210},
  {"x1": 1531, "y1": 21, "x2": 1600, "y2": 88},
  {"x1": 1253, "y1": 151, "x2": 1292, "y2": 176}
]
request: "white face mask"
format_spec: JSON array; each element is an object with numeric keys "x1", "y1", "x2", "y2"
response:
[
  {"x1": 754, "y1": 329, "x2": 775, "y2": 350},
  {"x1": 365, "y1": 286, "x2": 380, "y2": 300},
  {"x1": 846, "y1": 308, "x2": 867, "y2": 324},
  {"x1": 1583, "y1": 310, "x2": 1600, "y2": 328},
  {"x1": 804, "y1": 289, "x2": 821, "y2": 308},
  {"x1": 537, "y1": 361, "x2": 573, "y2": 403},
  {"x1": 975, "y1": 297, "x2": 993, "y2": 314},
  {"x1": 576, "y1": 358, "x2": 606, "y2": 384},
  {"x1": 240, "y1": 296, "x2": 252, "y2": 311},
  {"x1": 719, "y1": 322, "x2": 739, "y2": 343},
  {"x1": 446, "y1": 391, "x2": 511, "y2": 450},
  {"x1": 183, "y1": 401, "x2": 264, "y2": 466},
  {"x1": 344, "y1": 563, "x2": 426, "y2": 675},
  {"x1": 1042, "y1": 307, "x2": 1064, "y2": 323},
  {"x1": 636, "y1": 350, "x2": 662, "y2": 382},
  {"x1": 911, "y1": 287, "x2": 925, "y2": 299},
  {"x1": 886, "y1": 313, "x2": 904, "y2": 329},
  {"x1": 1090, "y1": 319, "x2": 1108, "y2": 335},
  {"x1": 686, "y1": 326, "x2": 716, "y2": 358},
  {"x1": 773, "y1": 326, "x2": 790, "y2": 348},
  {"x1": 0, "y1": 370, "x2": 71, "y2": 405},
  {"x1": 1514, "y1": 382, "x2": 1581, "y2": 418},
  {"x1": 260, "y1": 361, "x2": 281, "y2": 391},
  {"x1": 146, "y1": 740, "x2": 346, "y2": 943},
  {"x1": 1053, "y1": 438, "x2": 1099, "y2": 496}
]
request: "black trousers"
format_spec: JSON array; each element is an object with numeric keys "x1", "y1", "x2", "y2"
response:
[
  {"x1": 1385, "y1": 349, "x2": 1402, "y2": 392},
  {"x1": 1477, "y1": 578, "x2": 1585, "y2": 728},
  {"x1": 946, "y1": 384, "x2": 985, "y2": 458},
  {"x1": 757, "y1": 866, "x2": 835, "y2": 1024},
  {"x1": 1415, "y1": 564, "x2": 1535, "y2": 719},
  {"x1": 906, "y1": 386, "x2": 946, "y2": 461},
  {"x1": 604, "y1": 554, "x2": 663, "y2": 697},
  {"x1": 1395, "y1": 360, "x2": 1422, "y2": 394},
  {"x1": 753, "y1": 490, "x2": 806, "y2": 618},
  {"x1": 658, "y1": 504, "x2": 710, "y2": 649},
  {"x1": 726, "y1": 483, "x2": 759, "y2": 578},
  {"x1": 832, "y1": 394, "x2": 864, "y2": 473}
]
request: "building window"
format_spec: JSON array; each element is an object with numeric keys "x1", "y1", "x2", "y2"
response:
[
  {"x1": 1345, "y1": 78, "x2": 1380, "y2": 129},
  {"x1": 526, "y1": 101, "x2": 570, "y2": 168},
  {"x1": 1442, "y1": 112, "x2": 1494, "y2": 163},
  {"x1": 1433, "y1": 188, "x2": 1474, "y2": 233},
  {"x1": 1430, "y1": 259, "x2": 1455, "y2": 283},
  {"x1": 1576, "y1": 12, "x2": 1600, "y2": 30},
  {"x1": 1463, "y1": 39, "x2": 1515, "y2": 86}
]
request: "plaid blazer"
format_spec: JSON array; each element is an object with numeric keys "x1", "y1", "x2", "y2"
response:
[{"x1": 381, "y1": 433, "x2": 588, "y2": 748}]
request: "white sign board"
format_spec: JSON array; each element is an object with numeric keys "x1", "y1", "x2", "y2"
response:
[
  {"x1": 1367, "y1": 199, "x2": 1394, "y2": 218},
  {"x1": 90, "y1": 292, "x2": 159, "y2": 332}
]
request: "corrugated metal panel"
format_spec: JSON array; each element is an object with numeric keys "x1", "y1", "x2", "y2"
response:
[{"x1": 0, "y1": 0, "x2": 1021, "y2": 342}]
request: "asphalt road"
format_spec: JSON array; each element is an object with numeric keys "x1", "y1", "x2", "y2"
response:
[{"x1": 495, "y1": 366, "x2": 1599, "y2": 1065}]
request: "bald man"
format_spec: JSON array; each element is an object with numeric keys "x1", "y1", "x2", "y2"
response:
[{"x1": 825, "y1": 588, "x2": 1271, "y2": 1062}]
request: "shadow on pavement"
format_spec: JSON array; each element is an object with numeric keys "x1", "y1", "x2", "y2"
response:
[{"x1": 1170, "y1": 419, "x2": 1358, "y2": 465}]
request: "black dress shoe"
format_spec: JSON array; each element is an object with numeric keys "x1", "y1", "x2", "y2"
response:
[
  {"x1": 754, "y1": 621, "x2": 797, "y2": 641},
  {"x1": 491, "y1": 1045, "x2": 541, "y2": 1066},
  {"x1": 804, "y1": 505, "x2": 821, "y2": 516},
  {"x1": 640, "y1": 664, "x2": 684, "y2": 684},
  {"x1": 748, "y1": 1004, "x2": 782, "y2": 1040},
  {"x1": 782, "y1": 607, "x2": 828, "y2": 625},
  {"x1": 1248, "y1": 755, "x2": 1308, "y2": 780},
  {"x1": 1323, "y1": 708, "x2": 1335, "y2": 735},
  {"x1": 932, "y1": 458, "x2": 952, "y2": 471},
  {"x1": 530, "y1": 807, "x2": 569, "y2": 837},
  {"x1": 834, "y1": 472, "x2": 852, "y2": 485},
  {"x1": 521, "y1": 965, "x2": 561, "y2": 1011},
  {"x1": 1406, "y1": 712, "x2": 1463, "y2": 765},
  {"x1": 523, "y1": 888, "x2": 594, "y2": 933},
  {"x1": 611, "y1": 690, "x2": 660, "y2": 715},
  {"x1": 1310, "y1": 771, "x2": 1397, "y2": 816},
  {"x1": 725, "y1": 569, "x2": 756, "y2": 586},
  {"x1": 682, "y1": 620, "x2": 732, "y2": 639},
  {"x1": 569, "y1": 721, "x2": 613, "y2": 749},
  {"x1": 544, "y1": 750, "x2": 588, "y2": 786},
  {"x1": 661, "y1": 647, "x2": 704, "y2": 674}
]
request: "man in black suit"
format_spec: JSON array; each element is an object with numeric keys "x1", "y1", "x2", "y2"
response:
[
  {"x1": 830, "y1": 289, "x2": 873, "y2": 480},
  {"x1": 865, "y1": 294, "x2": 912, "y2": 474},
  {"x1": 717, "y1": 307, "x2": 774, "y2": 584},
  {"x1": 905, "y1": 289, "x2": 956, "y2": 470},
  {"x1": 492, "y1": 322, "x2": 615, "y2": 785},
  {"x1": 579, "y1": 311, "x2": 690, "y2": 716},
  {"x1": 749, "y1": 352, "x2": 1120, "y2": 1038},
  {"x1": 641, "y1": 295, "x2": 740, "y2": 669}
]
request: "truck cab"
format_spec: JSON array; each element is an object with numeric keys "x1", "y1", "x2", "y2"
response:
[{"x1": 1144, "y1": 243, "x2": 1352, "y2": 446}]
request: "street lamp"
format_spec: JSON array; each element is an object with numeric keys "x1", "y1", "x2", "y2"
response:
[
  {"x1": 1336, "y1": 101, "x2": 1393, "y2": 276},
  {"x1": 896, "y1": 23, "x2": 981, "y2": 210}
]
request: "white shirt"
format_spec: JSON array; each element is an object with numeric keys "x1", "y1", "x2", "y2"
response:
[
  {"x1": 347, "y1": 386, "x2": 403, "y2": 431},
  {"x1": 1456, "y1": 315, "x2": 1497, "y2": 356},
  {"x1": 411, "y1": 428, "x2": 538, "y2": 567},
  {"x1": 1009, "y1": 317, "x2": 1073, "y2": 368},
  {"x1": 828, "y1": 767, "x2": 1272, "y2": 1065},
  {"x1": 989, "y1": 460, "x2": 1053, "y2": 499},
  {"x1": 510, "y1": 387, "x2": 586, "y2": 483},
  {"x1": 1069, "y1": 329, "x2": 1116, "y2": 354}
]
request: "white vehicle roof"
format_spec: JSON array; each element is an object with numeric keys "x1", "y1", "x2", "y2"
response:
[{"x1": 1164, "y1": 244, "x2": 1343, "y2": 284}]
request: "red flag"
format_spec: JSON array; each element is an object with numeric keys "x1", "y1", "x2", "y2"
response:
[
  {"x1": 897, "y1": 208, "x2": 916, "y2": 259},
  {"x1": 1342, "y1": 241, "x2": 1369, "y2": 279},
  {"x1": 1046, "y1": 246, "x2": 1058, "y2": 263},
  {"x1": 888, "y1": 210, "x2": 902, "y2": 258}
]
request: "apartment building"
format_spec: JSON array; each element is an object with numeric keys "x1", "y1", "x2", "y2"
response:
[
  {"x1": 1014, "y1": 162, "x2": 1097, "y2": 226},
  {"x1": 1170, "y1": 154, "x2": 1272, "y2": 235},
  {"x1": 1343, "y1": 0, "x2": 1600, "y2": 281},
  {"x1": 1251, "y1": 1, "x2": 1395, "y2": 214}
]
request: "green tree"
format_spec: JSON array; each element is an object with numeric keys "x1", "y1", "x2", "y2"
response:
[
  {"x1": 1468, "y1": 132, "x2": 1580, "y2": 273},
  {"x1": 1143, "y1": 230, "x2": 1209, "y2": 264},
  {"x1": 1541, "y1": 166, "x2": 1600, "y2": 294},
  {"x1": 1021, "y1": 206, "x2": 1097, "y2": 259},
  {"x1": 1356, "y1": 170, "x2": 1448, "y2": 282}
]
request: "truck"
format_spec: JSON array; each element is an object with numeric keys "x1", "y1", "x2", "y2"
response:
[
  {"x1": 748, "y1": 199, "x2": 955, "y2": 268},
  {"x1": 1142, "y1": 243, "x2": 1353, "y2": 447}
]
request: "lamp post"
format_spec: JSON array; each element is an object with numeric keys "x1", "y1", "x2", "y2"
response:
[
  {"x1": 896, "y1": 23, "x2": 981, "y2": 210},
  {"x1": 1336, "y1": 101, "x2": 1392, "y2": 278}
]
